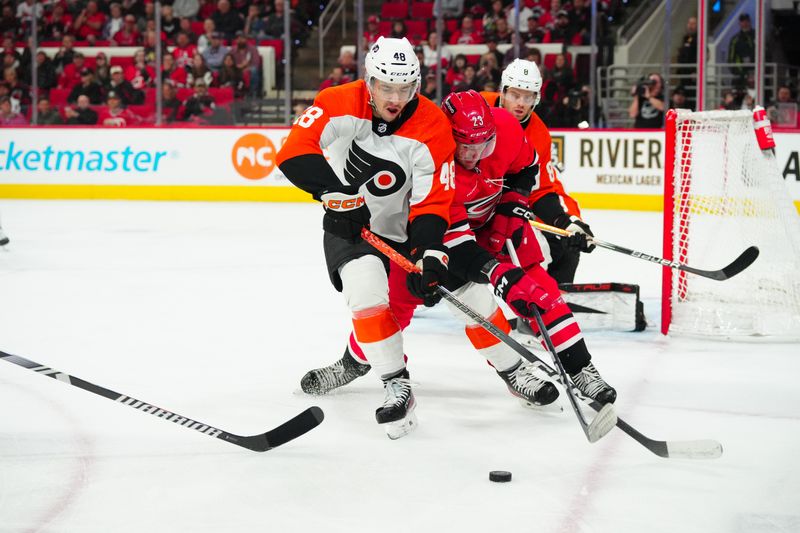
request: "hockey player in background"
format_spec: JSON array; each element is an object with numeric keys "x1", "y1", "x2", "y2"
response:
[
  {"x1": 301, "y1": 91, "x2": 617, "y2": 414},
  {"x1": 276, "y1": 37, "x2": 456, "y2": 439},
  {"x1": 481, "y1": 59, "x2": 594, "y2": 284}
]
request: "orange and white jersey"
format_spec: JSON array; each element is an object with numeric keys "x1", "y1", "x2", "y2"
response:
[
  {"x1": 481, "y1": 91, "x2": 581, "y2": 218},
  {"x1": 276, "y1": 80, "x2": 456, "y2": 242}
]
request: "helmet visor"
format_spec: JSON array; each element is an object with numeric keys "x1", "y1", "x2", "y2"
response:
[
  {"x1": 456, "y1": 135, "x2": 496, "y2": 169},
  {"x1": 503, "y1": 87, "x2": 537, "y2": 105},
  {"x1": 370, "y1": 79, "x2": 418, "y2": 104}
]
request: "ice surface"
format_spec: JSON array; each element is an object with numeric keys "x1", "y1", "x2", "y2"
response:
[{"x1": 1, "y1": 200, "x2": 798, "y2": 533}]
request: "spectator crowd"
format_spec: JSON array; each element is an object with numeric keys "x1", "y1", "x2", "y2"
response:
[
  {"x1": 347, "y1": 0, "x2": 610, "y2": 126},
  {"x1": 0, "y1": 0, "x2": 325, "y2": 126}
]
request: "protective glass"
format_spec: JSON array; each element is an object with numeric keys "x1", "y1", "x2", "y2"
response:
[
  {"x1": 504, "y1": 88, "x2": 537, "y2": 105},
  {"x1": 371, "y1": 79, "x2": 418, "y2": 104},
  {"x1": 456, "y1": 136, "x2": 497, "y2": 168}
]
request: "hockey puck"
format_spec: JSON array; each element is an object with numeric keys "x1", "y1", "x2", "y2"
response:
[{"x1": 489, "y1": 470, "x2": 512, "y2": 483}]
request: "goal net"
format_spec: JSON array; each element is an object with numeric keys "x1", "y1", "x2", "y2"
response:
[{"x1": 661, "y1": 109, "x2": 800, "y2": 338}]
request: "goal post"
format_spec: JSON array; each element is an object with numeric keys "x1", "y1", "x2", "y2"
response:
[{"x1": 661, "y1": 108, "x2": 800, "y2": 338}]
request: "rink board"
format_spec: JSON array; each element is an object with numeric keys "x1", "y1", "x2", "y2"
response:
[{"x1": 1, "y1": 127, "x2": 798, "y2": 210}]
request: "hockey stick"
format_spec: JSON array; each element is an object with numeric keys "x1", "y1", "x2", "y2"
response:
[
  {"x1": 0, "y1": 350, "x2": 324, "y2": 452},
  {"x1": 505, "y1": 239, "x2": 617, "y2": 443},
  {"x1": 524, "y1": 214, "x2": 759, "y2": 281},
  {"x1": 361, "y1": 228, "x2": 722, "y2": 459}
]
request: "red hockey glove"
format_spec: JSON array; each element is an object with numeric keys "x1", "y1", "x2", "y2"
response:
[
  {"x1": 487, "y1": 261, "x2": 560, "y2": 316},
  {"x1": 553, "y1": 214, "x2": 596, "y2": 253},
  {"x1": 406, "y1": 245, "x2": 449, "y2": 307},
  {"x1": 486, "y1": 191, "x2": 530, "y2": 254},
  {"x1": 320, "y1": 186, "x2": 371, "y2": 243}
]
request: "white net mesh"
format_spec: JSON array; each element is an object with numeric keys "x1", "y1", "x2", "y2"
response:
[{"x1": 667, "y1": 109, "x2": 800, "y2": 338}]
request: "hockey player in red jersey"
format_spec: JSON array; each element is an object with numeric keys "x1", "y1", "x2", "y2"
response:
[
  {"x1": 276, "y1": 37, "x2": 456, "y2": 439},
  {"x1": 482, "y1": 59, "x2": 594, "y2": 284},
  {"x1": 301, "y1": 91, "x2": 617, "y2": 409},
  {"x1": 436, "y1": 90, "x2": 615, "y2": 406}
]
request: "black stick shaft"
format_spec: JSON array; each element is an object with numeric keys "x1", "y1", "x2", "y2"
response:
[
  {"x1": 0, "y1": 350, "x2": 323, "y2": 452},
  {"x1": 361, "y1": 228, "x2": 721, "y2": 459},
  {"x1": 530, "y1": 305, "x2": 594, "y2": 439},
  {"x1": 506, "y1": 237, "x2": 595, "y2": 440},
  {"x1": 525, "y1": 214, "x2": 758, "y2": 281}
]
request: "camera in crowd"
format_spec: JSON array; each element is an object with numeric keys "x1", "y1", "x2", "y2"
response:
[
  {"x1": 568, "y1": 88, "x2": 583, "y2": 108},
  {"x1": 567, "y1": 86, "x2": 590, "y2": 109},
  {"x1": 636, "y1": 77, "x2": 657, "y2": 97}
]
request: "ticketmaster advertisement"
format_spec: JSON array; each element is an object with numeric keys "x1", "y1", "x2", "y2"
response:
[{"x1": 1, "y1": 127, "x2": 798, "y2": 208}]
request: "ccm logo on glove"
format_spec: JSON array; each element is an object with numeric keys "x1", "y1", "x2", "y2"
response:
[{"x1": 321, "y1": 192, "x2": 366, "y2": 211}]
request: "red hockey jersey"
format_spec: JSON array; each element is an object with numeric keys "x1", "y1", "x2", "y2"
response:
[{"x1": 444, "y1": 106, "x2": 539, "y2": 248}]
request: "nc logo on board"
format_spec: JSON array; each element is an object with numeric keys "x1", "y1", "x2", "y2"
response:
[{"x1": 232, "y1": 133, "x2": 277, "y2": 180}]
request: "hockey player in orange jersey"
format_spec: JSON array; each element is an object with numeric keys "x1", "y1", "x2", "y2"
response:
[
  {"x1": 298, "y1": 91, "x2": 617, "y2": 411},
  {"x1": 276, "y1": 37, "x2": 456, "y2": 439},
  {"x1": 481, "y1": 59, "x2": 595, "y2": 284}
]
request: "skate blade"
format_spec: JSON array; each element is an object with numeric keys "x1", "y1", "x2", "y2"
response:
[
  {"x1": 385, "y1": 410, "x2": 418, "y2": 440},
  {"x1": 519, "y1": 398, "x2": 564, "y2": 412},
  {"x1": 587, "y1": 403, "x2": 617, "y2": 443}
]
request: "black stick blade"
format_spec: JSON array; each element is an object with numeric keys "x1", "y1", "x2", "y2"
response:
[
  {"x1": 229, "y1": 406, "x2": 325, "y2": 452},
  {"x1": 720, "y1": 246, "x2": 760, "y2": 280},
  {"x1": 682, "y1": 246, "x2": 760, "y2": 281}
]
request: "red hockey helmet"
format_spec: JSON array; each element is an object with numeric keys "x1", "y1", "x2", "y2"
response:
[{"x1": 441, "y1": 90, "x2": 497, "y2": 169}]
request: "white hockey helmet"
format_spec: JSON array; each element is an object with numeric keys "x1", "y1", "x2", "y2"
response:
[
  {"x1": 500, "y1": 58, "x2": 542, "y2": 109},
  {"x1": 364, "y1": 36, "x2": 420, "y2": 94}
]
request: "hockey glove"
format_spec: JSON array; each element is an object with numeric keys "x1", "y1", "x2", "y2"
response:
[
  {"x1": 319, "y1": 186, "x2": 371, "y2": 243},
  {"x1": 487, "y1": 261, "x2": 560, "y2": 317},
  {"x1": 406, "y1": 245, "x2": 449, "y2": 307},
  {"x1": 553, "y1": 214, "x2": 596, "y2": 253},
  {"x1": 485, "y1": 191, "x2": 530, "y2": 254}
]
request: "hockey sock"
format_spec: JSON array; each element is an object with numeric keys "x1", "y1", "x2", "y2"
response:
[
  {"x1": 464, "y1": 307, "x2": 521, "y2": 372},
  {"x1": 351, "y1": 304, "x2": 405, "y2": 378}
]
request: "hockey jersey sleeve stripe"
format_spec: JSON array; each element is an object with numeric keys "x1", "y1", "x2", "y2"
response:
[
  {"x1": 444, "y1": 233, "x2": 475, "y2": 248},
  {"x1": 444, "y1": 218, "x2": 475, "y2": 247},
  {"x1": 448, "y1": 219, "x2": 470, "y2": 231}
]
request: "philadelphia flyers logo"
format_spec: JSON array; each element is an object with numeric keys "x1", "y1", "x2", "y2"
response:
[{"x1": 344, "y1": 141, "x2": 407, "y2": 197}]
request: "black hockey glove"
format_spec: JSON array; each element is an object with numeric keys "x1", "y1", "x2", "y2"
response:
[
  {"x1": 553, "y1": 214, "x2": 596, "y2": 253},
  {"x1": 406, "y1": 245, "x2": 449, "y2": 307},
  {"x1": 319, "y1": 186, "x2": 371, "y2": 243}
]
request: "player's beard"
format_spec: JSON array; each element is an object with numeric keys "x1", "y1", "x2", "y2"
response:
[
  {"x1": 510, "y1": 104, "x2": 532, "y2": 121},
  {"x1": 503, "y1": 97, "x2": 533, "y2": 122}
]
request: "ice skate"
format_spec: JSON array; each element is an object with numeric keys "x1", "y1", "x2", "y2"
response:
[
  {"x1": 497, "y1": 360, "x2": 561, "y2": 410},
  {"x1": 300, "y1": 347, "x2": 371, "y2": 395},
  {"x1": 569, "y1": 362, "x2": 617, "y2": 404},
  {"x1": 375, "y1": 369, "x2": 417, "y2": 439}
]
